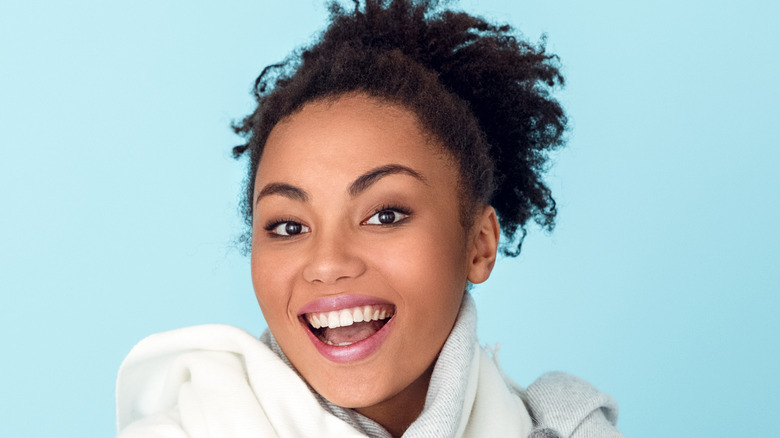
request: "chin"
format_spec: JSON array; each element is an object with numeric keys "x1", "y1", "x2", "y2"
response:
[{"x1": 311, "y1": 367, "x2": 400, "y2": 408}]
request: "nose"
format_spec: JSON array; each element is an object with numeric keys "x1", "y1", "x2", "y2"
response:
[{"x1": 302, "y1": 228, "x2": 366, "y2": 285}]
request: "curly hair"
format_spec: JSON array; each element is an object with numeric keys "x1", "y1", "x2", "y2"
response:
[{"x1": 233, "y1": 0, "x2": 567, "y2": 256}]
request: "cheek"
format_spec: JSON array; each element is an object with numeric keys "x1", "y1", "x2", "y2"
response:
[
  {"x1": 420, "y1": 227, "x2": 471, "y2": 315},
  {"x1": 381, "y1": 222, "x2": 470, "y2": 301},
  {"x1": 250, "y1": 248, "x2": 296, "y2": 322},
  {"x1": 420, "y1": 220, "x2": 469, "y2": 276}
]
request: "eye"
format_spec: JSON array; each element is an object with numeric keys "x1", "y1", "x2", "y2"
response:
[
  {"x1": 364, "y1": 209, "x2": 409, "y2": 225},
  {"x1": 268, "y1": 221, "x2": 310, "y2": 237}
]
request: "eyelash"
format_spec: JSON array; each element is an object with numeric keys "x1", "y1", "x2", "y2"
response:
[
  {"x1": 363, "y1": 204, "x2": 412, "y2": 226},
  {"x1": 263, "y1": 204, "x2": 412, "y2": 238},
  {"x1": 263, "y1": 217, "x2": 307, "y2": 239}
]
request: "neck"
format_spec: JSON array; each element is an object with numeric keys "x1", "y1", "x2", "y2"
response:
[{"x1": 354, "y1": 363, "x2": 434, "y2": 437}]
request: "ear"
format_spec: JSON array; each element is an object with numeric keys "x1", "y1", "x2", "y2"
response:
[{"x1": 467, "y1": 205, "x2": 500, "y2": 284}]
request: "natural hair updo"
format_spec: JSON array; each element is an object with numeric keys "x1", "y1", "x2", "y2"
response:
[{"x1": 233, "y1": 0, "x2": 567, "y2": 256}]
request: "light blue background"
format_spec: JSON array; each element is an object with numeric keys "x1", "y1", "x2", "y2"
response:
[{"x1": 1, "y1": 0, "x2": 778, "y2": 436}]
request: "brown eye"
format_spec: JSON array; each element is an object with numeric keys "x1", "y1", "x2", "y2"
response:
[
  {"x1": 378, "y1": 211, "x2": 397, "y2": 224},
  {"x1": 365, "y1": 209, "x2": 408, "y2": 225},
  {"x1": 270, "y1": 221, "x2": 310, "y2": 236}
]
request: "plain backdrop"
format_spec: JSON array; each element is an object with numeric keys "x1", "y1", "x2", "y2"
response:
[{"x1": 1, "y1": 0, "x2": 778, "y2": 436}]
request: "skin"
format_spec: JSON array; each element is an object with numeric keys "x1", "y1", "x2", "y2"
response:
[{"x1": 251, "y1": 93, "x2": 500, "y2": 437}]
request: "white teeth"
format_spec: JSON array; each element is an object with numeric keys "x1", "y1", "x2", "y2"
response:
[
  {"x1": 339, "y1": 309, "x2": 354, "y2": 327},
  {"x1": 327, "y1": 312, "x2": 339, "y2": 328},
  {"x1": 305, "y1": 305, "x2": 395, "y2": 329}
]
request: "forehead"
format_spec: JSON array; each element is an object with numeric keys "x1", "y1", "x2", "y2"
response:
[{"x1": 256, "y1": 94, "x2": 457, "y2": 187}]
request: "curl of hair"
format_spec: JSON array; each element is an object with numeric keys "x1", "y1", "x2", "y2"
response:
[{"x1": 233, "y1": 0, "x2": 567, "y2": 256}]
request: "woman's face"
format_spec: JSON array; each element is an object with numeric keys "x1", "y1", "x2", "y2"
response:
[{"x1": 251, "y1": 93, "x2": 496, "y2": 417}]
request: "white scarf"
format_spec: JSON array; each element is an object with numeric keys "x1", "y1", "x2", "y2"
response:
[{"x1": 116, "y1": 295, "x2": 532, "y2": 437}]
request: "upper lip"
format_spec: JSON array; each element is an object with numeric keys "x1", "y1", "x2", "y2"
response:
[{"x1": 297, "y1": 294, "x2": 394, "y2": 316}]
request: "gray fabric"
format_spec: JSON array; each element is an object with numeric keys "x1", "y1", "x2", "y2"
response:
[
  {"x1": 260, "y1": 294, "x2": 623, "y2": 438},
  {"x1": 528, "y1": 429, "x2": 564, "y2": 438},
  {"x1": 398, "y1": 294, "x2": 477, "y2": 437},
  {"x1": 523, "y1": 372, "x2": 624, "y2": 438}
]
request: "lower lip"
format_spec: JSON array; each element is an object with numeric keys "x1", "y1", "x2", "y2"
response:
[{"x1": 303, "y1": 316, "x2": 395, "y2": 363}]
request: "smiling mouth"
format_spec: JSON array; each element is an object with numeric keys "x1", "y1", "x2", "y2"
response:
[{"x1": 303, "y1": 305, "x2": 396, "y2": 346}]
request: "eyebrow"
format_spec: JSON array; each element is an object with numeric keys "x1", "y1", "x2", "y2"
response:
[
  {"x1": 255, "y1": 164, "x2": 426, "y2": 205},
  {"x1": 347, "y1": 164, "x2": 427, "y2": 197},
  {"x1": 256, "y1": 183, "x2": 309, "y2": 204}
]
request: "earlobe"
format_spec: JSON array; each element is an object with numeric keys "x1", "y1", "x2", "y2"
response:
[{"x1": 467, "y1": 206, "x2": 500, "y2": 284}]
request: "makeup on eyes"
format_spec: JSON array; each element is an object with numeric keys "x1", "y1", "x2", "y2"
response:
[
  {"x1": 263, "y1": 217, "x2": 309, "y2": 239},
  {"x1": 363, "y1": 204, "x2": 413, "y2": 226},
  {"x1": 261, "y1": 200, "x2": 415, "y2": 238}
]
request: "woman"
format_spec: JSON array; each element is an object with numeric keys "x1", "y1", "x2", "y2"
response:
[{"x1": 116, "y1": 1, "x2": 622, "y2": 437}]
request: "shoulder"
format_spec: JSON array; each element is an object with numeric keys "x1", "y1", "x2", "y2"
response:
[
  {"x1": 520, "y1": 372, "x2": 624, "y2": 438},
  {"x1": 116, "y1": 323, "x2": 272, "y2": 391},
  {"x1": 116, "y1": 324, "x2": 275, "y2": 433},
  {"x1": 119, "y1": 324, "x2": 263, "y2": 365},
  {"x1": 115, "y1": 325, "x2": 368, "y2": 438}
]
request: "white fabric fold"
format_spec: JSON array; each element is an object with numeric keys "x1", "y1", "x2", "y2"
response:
[
  {"x1": 116, "y1": 324, "x2": 367, "y2": 437},
  {"x1": 115, "y1": 294, "x2": 533, "y2": 437}
]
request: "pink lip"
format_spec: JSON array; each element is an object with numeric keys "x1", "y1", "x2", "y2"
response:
[
  {"x1": 303, "y1": 314, "x2": 395, "y2": 363},
  {"x1": 297, "y1": 294, "x2": 394, "y2": 316}
]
